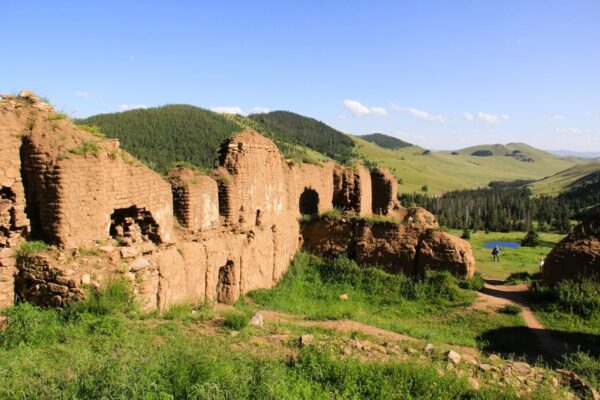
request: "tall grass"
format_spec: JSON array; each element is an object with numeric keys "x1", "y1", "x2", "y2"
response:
[{"x1": 0, "y1": 279, "x2": 538, "y2": 399}]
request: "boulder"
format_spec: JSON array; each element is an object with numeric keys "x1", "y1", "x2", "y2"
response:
[{"x1": 543, "y1": 220, "x2": 600, "y2": 285}]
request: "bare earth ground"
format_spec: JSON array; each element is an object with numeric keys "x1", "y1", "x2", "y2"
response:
[{"x1": 476, "y1": 279, "x2": 571, "y2": 358}]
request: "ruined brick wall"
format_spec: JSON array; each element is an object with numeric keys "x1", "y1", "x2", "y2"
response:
[
  {"x1": 333, "y1": 164, "x2": 372, "y2": 215},
  {"x1": 0, "y1": 96, "x2": 32, "y2": 307},
  {"x1": 371, "y1": 168, "x2": 398, "y2": 215},
  {"x1": 219, "y1": 131, "x2": 291, "y2": 228},
  {"x1": 290, "y1": 162, "x2": 336, "y2": 216},
  {"x1": 21, "y1": 116, "x2": 173, "y2": 248},
  {"x1": 3, "y1": 94, "x2": 467, "y2": 311},
  {"x1": 168, "y1": 168, "x2": 219, "y2": 232}
]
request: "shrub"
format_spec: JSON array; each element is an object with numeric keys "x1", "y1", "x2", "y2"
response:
[
  {"x1": 505, "y1": 271, "x2": 540, "y2": 285},
  {"x1": 222, "y1": 311, "x2": 249, "y2": 330},
  {"x1": 459, "y1": 272, "x2": 484, "y2": 291},
  {"x1": 68, "y1": 140, "x2": 101, "y2": 157},
  {"x1": 78, "y1": 124, "x2": 106, "y2": 138},
  {"x1": 70, "y1": 278, "x2": 136, "y2": 316},
  {"x1": 498, "y1": 304, "x2": 522, "y2": 315},
  {"x1": 561, "y1": 352, "x2": 600, "y2": 391},
  {"x1": 461, "y1": 228, "x2": 471, "y2": 240},
  {"x1": 530, "y1": 279, "x2": 600, "y2": 319},
  {"x1": 521, "y1": 229, "x2": 541, "y2": 247},
  {"x1": 47, "y1": 112, "x2": 69, "y2": 121},
  {"x1": 14, "y1": 240, "x2": 49, "y2": 258}
]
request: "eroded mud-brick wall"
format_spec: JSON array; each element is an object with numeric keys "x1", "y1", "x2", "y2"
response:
[
  {"x1": 22, "y1": 134, "x2": 174, "y2": 248},
  {"x1": 291, "y1": 162, "x2": 336, "y2": 216},
  {"x1": 0, "y1": 97, "x2": 32, "y2": 307},
  {"x1": 333, "y1": 164, "x2": 372, "y2": 216},
  {"x1": 371, "y1": 168, "x2": 398, "y2": 215},
  {"x1": 219, "y1": 131, "x2": 291, "y2": 228},
  {"x1": 169, "y1": 168, "x2": 219, "y2": 232}
]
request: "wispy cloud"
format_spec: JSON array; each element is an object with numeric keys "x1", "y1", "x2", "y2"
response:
[
  {"x1": 119, "y1": 104, "x2": 147, "y2": 111},
  {"x1": 391, "y1": 103, "x2": 446, "y2": 122},
  {"x1": 476, "y1": 112, "x2": 510, "y2": 123},
  {"x1": 210, "y1": 106, "x2": 244, "y2": 115},
  {"x1": 462, "y1": 112, "x2": 474, "y2": 121},
  {"x1": 250, "y1": 106, "x2": 269, "y2": 114},
  {"x1": 548, "y1": 114, "x2": 566, "y2": 122},
  {"x1": 343, "y1": 99, "x2": 387, "y2": 117},
  {"x1": 75, "y1": 91, "x2": 89, "y2": 98}
]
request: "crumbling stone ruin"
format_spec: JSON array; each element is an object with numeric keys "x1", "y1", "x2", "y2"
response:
[
  {"x1": 543, "y1": 218, "x2": 600, "y2": 285},
  {"x1": 0, "y1": 91, "x2": 476, "y2": 311}
]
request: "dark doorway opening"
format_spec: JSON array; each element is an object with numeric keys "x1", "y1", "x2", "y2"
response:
[
  {"x1": 109, "y1": 206, "x2": 160, "y2": 245},
  {"x1": 299, "y1": 188, "x2": 319, "y2": 216}
]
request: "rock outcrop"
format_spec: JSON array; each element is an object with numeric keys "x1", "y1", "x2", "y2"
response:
[
  {"x1": 1, "y1": 92, "x2": 476, "y2": 310},
  {"x1": 543, "y1": 219, "x2": 600, "y2": 285},
  {"x1": 301, "y1": 217, "x2": 475, "y2": 278}
]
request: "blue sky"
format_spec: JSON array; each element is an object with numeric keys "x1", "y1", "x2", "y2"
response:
[{"x1": 3, "y1": 1, "x2": 600, "y2": 151}]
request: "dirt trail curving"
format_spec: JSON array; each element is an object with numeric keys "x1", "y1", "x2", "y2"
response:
[{"x1": 476, "y1": 279, "x2": 571, "y2": 358}]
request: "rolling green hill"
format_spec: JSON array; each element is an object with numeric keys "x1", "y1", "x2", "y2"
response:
[
  {"x1": 351, "y1": 137, "x2": 582, "y2": 195},
  {"x1": 359, "y1": 133, "x2": 412, "y2": 149},
  {"x1": 248, "y1": 111, "x2": 355, "y2": 164},
  {"x1": 78, "y1": 105, "x2": 584, "y2": 196},
  {"x1": 528, "y1": 162, "x2": 600, "y2": 196},
  {"x1": 76, "y1": 107, "x2": 350, "y2": 173}
]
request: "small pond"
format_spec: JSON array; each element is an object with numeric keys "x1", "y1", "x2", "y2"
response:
[{"x1": 483, "y1": 241, "x2": 521, "y2": 249}]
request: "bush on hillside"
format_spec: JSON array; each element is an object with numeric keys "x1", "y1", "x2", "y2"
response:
[
  {"x1": 521, "y1": 229, "x2": 541, "y2": 247},
  {"x1": 530, "y1": 279, "x2": 600, "y2": 319}
]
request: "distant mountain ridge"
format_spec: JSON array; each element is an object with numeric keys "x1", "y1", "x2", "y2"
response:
[{"x1": 548, "y1": 149, "x2": 600, "y2": 159}]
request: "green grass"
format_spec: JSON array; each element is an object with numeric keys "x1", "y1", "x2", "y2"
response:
[
  {"x1": 68, "y1": 140, "x2": 102, "y2": 157},
  {"x1": 0, "y1": 280, "x2": 537, "y2": 399},
  {"x1": 77, "y1": 124, "x2": 106, "y2": 138},
  {"x1": 448, "y1": 229, "x2": 564, "y2": 280},
  {"x1": 250, "y1": 252, "x2": 531, "y2": 349},
  {"x1": 14, "y1": 240, "x2": 49, "y2": 258},
  {"x1": 47, "y1": 112, "x2": 69, "y2": 121},
  {"x1": 498, "y1": 305, "x2": 523, "y2": 315},
  {"x1": 222, "y1": 311, "x2": 250, "y2": 330}
]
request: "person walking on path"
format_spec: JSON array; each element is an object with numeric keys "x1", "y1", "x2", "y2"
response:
[{"x1": 492, "y1": 245, "x2": 501, "y2": 262}]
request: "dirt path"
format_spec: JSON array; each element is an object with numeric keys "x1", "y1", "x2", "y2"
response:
[
  {"x1": 215, "y1": 304, "x2": 480, "y2": 356},
  {"x1": 476, "y1": 279, "x2": 571, "y2": 358}
]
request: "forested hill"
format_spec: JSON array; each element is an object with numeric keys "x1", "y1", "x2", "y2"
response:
[
  {"x1": 359, "y1": 133, "x2": 412, "y2": 149},
  {"x1": 77, "y1": 107, "x2": 355, "y2": 173},
  {"x1": 76, "y1": 105, "x2": 242, "y2": 173},
  {"x1": 248, "y1": 111, "x2": 355, "y2": 163}
]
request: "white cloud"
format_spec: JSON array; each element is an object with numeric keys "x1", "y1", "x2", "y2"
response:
[
  {"x1": 210, "y1": 106, "x2": 244, "y2": 115},
  {"x1": 548, "y1": 114, "x2": 566, "y2": 122},
  {"x1": 462, "y1": 112, "x2": 474, "y2": 121},
  {"x1": 75, "y1": 91, "x2": 89, "y2": 98},
  {"x1": 250, "y1": 106, "x2": 269, "y2": 114},
  {"x1": 391, "y1": 103, "x2": 446, "y2": 122},
  {"x1": 477, "y1": 112, "x2": 510, "y2": 123},
  {"x1": 119, "y1": 104, "x2": 147, "y2": 111},
  {"x1": 343, "y1": 99, "x2": 387, "y2": 117}
]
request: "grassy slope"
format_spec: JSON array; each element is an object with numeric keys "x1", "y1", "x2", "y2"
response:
[
  {"x1": 352, "y1": 136, "x2": 580, "y2": 195},
  {"x1": 528, "y1": 162, "x2": 600, "y2": 196}
]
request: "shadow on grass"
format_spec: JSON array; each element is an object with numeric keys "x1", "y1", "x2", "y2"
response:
[{"x1": 478, "y1": 327, "x2": 600, "y2": 365}]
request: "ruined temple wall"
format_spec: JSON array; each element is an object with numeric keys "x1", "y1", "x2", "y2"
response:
[
  {"x1": 220, "y1": 131, "x2": 291, "y2": 228},
  {"x1": 332, "y1": 164, "x2": 372, "y2": 215},
  {"x1": 23, "y1": 135, "x2": 173, "y2": 248},
  {"x1": 371, "y1": 168, "x2": 398, "y2": 215},
  {"x1": 0, "y1": 105, "x2": 31, "y2": 308},
  {"x1": 290, "y1": 162, "x2": 336, "y2": 215},
  {"x1": 169, "y1": 170, "x2": 219, "y2": 232}
]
